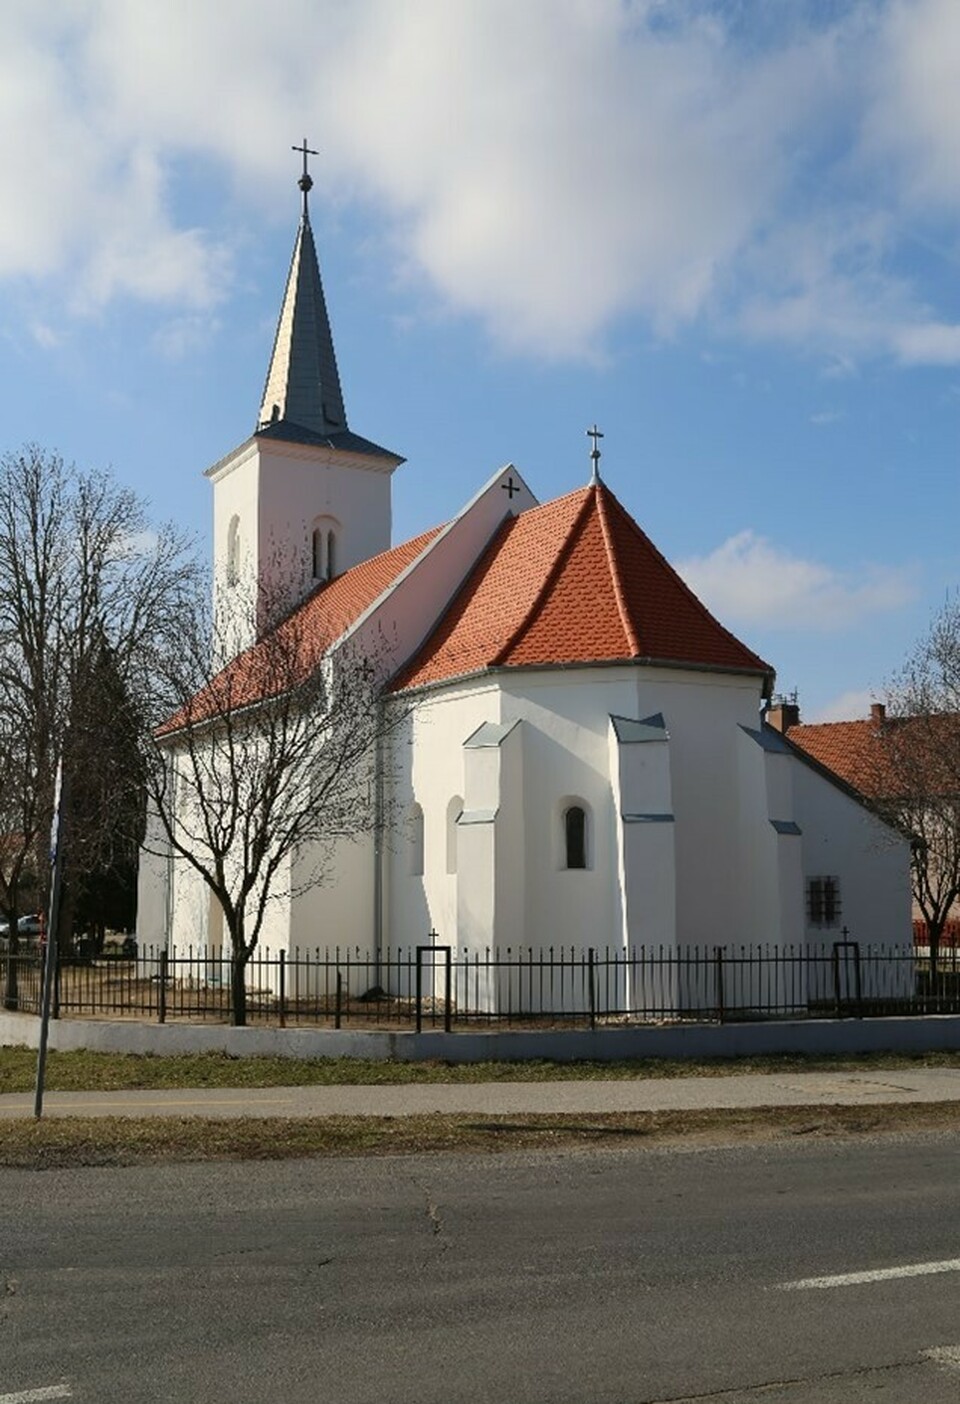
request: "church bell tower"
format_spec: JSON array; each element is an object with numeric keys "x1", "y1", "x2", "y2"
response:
[{"x1": 205, "y1": 141, "x2": 404, "y2": 649}]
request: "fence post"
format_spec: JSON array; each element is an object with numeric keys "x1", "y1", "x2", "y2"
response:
[
  {"x1": 588, "y1": 948, "x2": 597, "y2": 1030},
  {"x1": 53, "y1": 944, "x2": 61, "y2": 1020},
  {"x1": 714, "y1": 946, "x2": 725, "y2": 1024},
  {"x1": 415, "y1": 946, "x2": 424, "y2": 1034},
  {"x1": 278, "y1": 950, "x2": 286, "y2": 1029},
  {"x1": 335, "y1": 969, "x2": 342, "y2": 1030},
  {"x1": 158, "y1": 948, "x2": 168, "y2": 1024},
  {"x1": 444, "y1": 946, "x2": 452, "y2": 1034}
]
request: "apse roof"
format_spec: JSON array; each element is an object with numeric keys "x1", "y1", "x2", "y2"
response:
[{"x1": 391, "y1": 481, "x2": 773, "y2": 692}]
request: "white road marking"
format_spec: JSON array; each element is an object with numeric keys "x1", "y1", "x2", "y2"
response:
[
  {"x1": 924, "y1": 1345, "x2": 960, "y2": 1371},
  {"x1": 0, "y1": 1387, "x2": 72, "y2": 1402},
  {"x1": 782, "y1": 1257, "x2": 960, "y2": 1290}
]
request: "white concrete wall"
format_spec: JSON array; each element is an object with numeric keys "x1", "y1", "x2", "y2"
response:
[
  {"x1": 386, "y1": 681, "x2": 502, "y2": 951},
  {"x1": 208, "y1": 440, "x2": 261, "y2": 653},
  {"x1": 793, "y1": 759, "x2": 912, "y2": 948},
  {"x1": 206, "y1": 435, "x2": 396, "y2": 650},
  {"x1": 6, "y1": 1009, "x2": 958, "y2": 1062},
  {"x1": 385, "y1": 662, "x2": 770, "y2": 962},
  {"x1": 135, "y1": 803, "x2": 170, "y2": 948},
  {"x1": 255, "y1": 439, "x2": 394, "y2": 610},
  {"x1": 291, "y1": 831, "x2": 376, "y2": 958}
]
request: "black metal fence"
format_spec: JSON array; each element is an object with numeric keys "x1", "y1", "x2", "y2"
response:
[{"x1": 4, "y1": 938, "x2": 957, "y2": 1029}]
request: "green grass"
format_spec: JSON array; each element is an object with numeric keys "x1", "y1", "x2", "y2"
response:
[
  {"x1": 3, "y1": 1046, "x2": 960, "y2": 1094},
  {"x1": 3, "y1": 1102, "x2": 960, "y2": 1169}
]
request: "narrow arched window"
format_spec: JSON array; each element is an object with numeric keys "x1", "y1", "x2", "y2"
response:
[
  {"x1": 564, "y1": 805, "x2": 587, "y2": 870},
  {"x1": 226, "y1": 515, "x2": 240, "y2": 587},
  {"x1": 446, "y1": 795, "x2": 463, "y2": 875},
  {"x1": 410, "y1": 803, "x2": 424, "y2": 876},
  {"x1": 310, "y1": 516, "x2": 340, "y2": 581}
]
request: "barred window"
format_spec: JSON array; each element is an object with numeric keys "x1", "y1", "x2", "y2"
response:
[{"x1": 808, "y1": 876, "x2": 841, "y2": 927}]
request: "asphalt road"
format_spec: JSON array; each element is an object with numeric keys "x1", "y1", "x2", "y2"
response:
[{"x1": 4, "y1": 1133, "x2": 960, "y2": 1402}]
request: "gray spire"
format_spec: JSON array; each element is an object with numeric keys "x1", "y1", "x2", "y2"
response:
[{"x1": 257, "y1": 177, "x2": 347, "y2": 437}]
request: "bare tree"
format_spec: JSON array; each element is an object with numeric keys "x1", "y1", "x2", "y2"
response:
[
  {"x1": 877, "y1": 598, "x2": 960, "y2": 979},
  {"x1": 0, "y1": 445, "x2": 199, "y2": 1007},
  {"x1": 141, "y1": 583, "x2": 407, "y2": 1026}
]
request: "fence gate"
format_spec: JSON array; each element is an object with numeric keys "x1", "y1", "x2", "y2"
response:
[
  {"x1": 415, "y1": 944, "x2": 452, "y2": 1033},
  {"x1": 832, "y1": 939, "x2": 862, "y2": 1018}
]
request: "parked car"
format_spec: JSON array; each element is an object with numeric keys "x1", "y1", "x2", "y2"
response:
[{"x1": 0, "y1": 914, "x2": 43, "y2": 951}]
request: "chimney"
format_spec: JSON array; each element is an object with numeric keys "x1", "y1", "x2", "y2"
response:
[
  {"x1": 766, "y1": 699, "x2": 801, "y2": 733},
  {"x1": 870, "y1": 702, "x2": 886, "y2": 724}
]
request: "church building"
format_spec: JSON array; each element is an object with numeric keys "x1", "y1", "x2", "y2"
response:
[{"x1": 136, "y1": 161, "x2": 911, "y2": 998}]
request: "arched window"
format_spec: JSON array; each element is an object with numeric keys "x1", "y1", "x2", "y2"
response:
[
  {"x1": 410, "y1": 804, "x2": 424, "y2": 877},
  {"x1": 310, "y1": 516, "x2": 340, "y2": 581},
  {"x1": 226, "y1": 515, "x2": 240, "y2": 587},
  {"x1": 564, "y1": 804, "x2": 587, "y2": 870},
  {"x1": 446, "y1": 796, "x2": 463, "y2": 875}
]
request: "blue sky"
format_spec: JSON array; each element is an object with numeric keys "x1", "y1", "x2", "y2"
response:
[{"x1": 0, "y1": 0, "x2": 957, "y2": 720}]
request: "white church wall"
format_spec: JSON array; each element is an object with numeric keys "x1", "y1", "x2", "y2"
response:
[
  {"x1": 792, "y1": 759, "x2": 912, "y2": 954},
  {"x1": 207, "y1": 440, "x2": 261, "y2": 651},
  {"x1": 343, "y1": 466, "x2": 536, "y2": 683},
  {"x1": 135, "y1": 803, "x2": 171, "y2": 950},
  {"x1": 386, "y1": 680, "x2": 503, "y2": 952},
  {"x1": 256, "y1": 439, "x2": 393, "y2": 609},
  {"x1": 501, "y1": 670, "x2": 634, "y2": 955},
  {"x1": 609, "y1": 715, "x2": 678, "y2": 1012},
  {"x1": 290, "y1": 830, "x2": 376, "y2": 961},
  {"x1": 630, "y1": 669, "x2": 765, "y2": 947}
]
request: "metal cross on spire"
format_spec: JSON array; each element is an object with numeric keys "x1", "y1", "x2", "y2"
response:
[
  {"x1": 587, "y1": 424, "x2": 604, "y2": 483},
  {"x1": 292, "y1": 138, "x2": 319, "y2": 217}
]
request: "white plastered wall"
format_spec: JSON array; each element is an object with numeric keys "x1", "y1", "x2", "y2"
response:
[
  {"x1": 792, "y1": 758, "x2": 912, "y2": 949},
  {"x1": 206, "y1": 435, "x2": 396, "y2": 649},
  {"x1": 386, "y1": 662, "x2": 773, "y2": 957}
]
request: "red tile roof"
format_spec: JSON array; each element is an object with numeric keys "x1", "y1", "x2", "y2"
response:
[
  {"x1": 392, "y1": 483, "x2": 772, "y2": 691},
  {"x1": 159, "y1": 526, "x2": 441, "y2": 734},
  {"x1": 787, "y1": 720, "x2": 885, "y2": 794},
  {"x1": 789, "y1": 713, "x2": 960, "y2": 799}
]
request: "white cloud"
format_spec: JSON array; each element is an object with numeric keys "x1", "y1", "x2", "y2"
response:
[
  {"x1": 152, "y1": 315, "x2": 220, "y2": 360},
  {"x1": 863, "y1": 0, "x2": 960, "y2": 213},
  {"x1": 809, "y1": 409, "x2": 842, "y2": 425},
  {"x1": 677, "y1": 530, "x2": 916, "y2": 631},
  {"x1": 0, "y1": 0, "x2": 957, "y2": 363},
  {"x1": 29, "y1": 321, "x2": 63, "y2": 349},
  {"x1": 808, "y1": 689, "x2": 878, "y2": 724}
]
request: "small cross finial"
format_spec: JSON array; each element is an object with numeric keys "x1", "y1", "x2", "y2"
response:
[
  {"x1": 292, "y1": 138, "x2": 319, "y2": 216},
  {"x1": 587, "y1": 424, "x2": 604, "y2": 483}
]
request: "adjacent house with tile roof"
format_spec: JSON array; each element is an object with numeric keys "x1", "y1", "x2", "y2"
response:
[
  {"x1": 136, "y1": 174, "x2": 911, "y2": 1005},
  {"x1": 780, "y1": 702, "x2": 960, "y2": 950}
]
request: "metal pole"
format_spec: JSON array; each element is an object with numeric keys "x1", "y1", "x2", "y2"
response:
[
  {"x1": 34, "y1": 760, "x2": 69, "y2": 1119},
  {"x1": 714, "y1": 946, "x2": 725, "y2": 1024}
]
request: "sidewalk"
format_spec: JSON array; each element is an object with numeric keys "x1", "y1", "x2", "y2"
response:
[{"x1": 5, "y1": 1067, "x2": 960, "y2": 1120}]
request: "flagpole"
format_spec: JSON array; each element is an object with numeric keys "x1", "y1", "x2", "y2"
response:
[{"x1": 34, "y1": 756, "x2": 67, "y2": 1120}]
